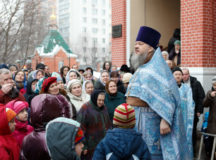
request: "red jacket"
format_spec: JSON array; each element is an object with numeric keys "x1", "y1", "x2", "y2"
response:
[
  {"x1": 0, "y1": 106, "x2": 20, "y2": 160},
  {"x1": 12, "y1": 120, "x2": 34, "y2": 147},
  {"x1": 0, "y1": 89, "x2": 26, "y2": 104}
]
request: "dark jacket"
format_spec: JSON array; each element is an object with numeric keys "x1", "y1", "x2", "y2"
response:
[
  {"x1": 94, "y1": 80, "x2": 105, "y2": 91},
  {"x1": 190, "y1": 76, "x2": 205, "y2": 114},
  {"x1": 20, "y1": 94, "x2": 72, "y2": 160},
  {"x1": 93, "y1": 128, "x2": 151, "y2": 160},
  {"x1": 105, "y1": 92, "x2": 126, "y2": 121},
  {"x1": 117, "y1": 80, "x2": 126, "y2": 94},
  {"x1": 77, "y1": 101, "x2": 111, "y2": 159},
  {"x1": 24, "y1": 79, "x2": 38, "y2": 106},
  {"x1": 203, "y1": 90, "x2": 216, "y2": 134},
  {"x1": 168, "y1": 48, "x2": 181, "y2": 66}
]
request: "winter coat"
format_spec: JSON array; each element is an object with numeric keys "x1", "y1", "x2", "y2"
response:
[
  {"x1": 117, "y1": 80, "x2": 126, "y2": 94},
  {"x1": 203, "y1": 90, "x2": 216, "y2": 134},
  {"x1": 168, "y1": 48, "x2": 181, "y2": 66},
  {"x1": 93, "y1": 128, "x2": 151, "y2": 160},
  {"x1": 105, "y1": 92, "x2": 126, "y2": 121},
  {"x1": 77, "y1": 101, "x2": 111, "y2": 159},
  {"x1": 24, "y1": 79, "x2": 38, "y2": 106},
  {"x1": 0, "y1": 106, "x2": 20, "y2": 160},
  {"x1": 94, "y1": 79, "x2": 106, "y2": 91},
  {"x1": 190, "y1": 76, "x2": 205, "y2": 114},
  {"x1": 12, "y1": 120, "x2": 34, "y2": 147},
  {"x1": 67, "y1": 92, "x2": 90, "y2": 112},
  {"x1": 20, "y1": 94, "x2": 72, "y2": 160},
  {"x1": 0, "y1": 88, "x2": 25, "y2": 104},
  {"x1": 46, "y1": 117, "x2": 81, "y2": 160}
]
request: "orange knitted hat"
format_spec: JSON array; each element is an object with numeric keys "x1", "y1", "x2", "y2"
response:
[{"x1": 5, "y1": 108, "x2": 16, "y2": 122}]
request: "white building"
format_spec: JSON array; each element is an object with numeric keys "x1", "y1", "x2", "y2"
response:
[{"x1": 57, "y1": 0, "x2": 112, "y2": 66}]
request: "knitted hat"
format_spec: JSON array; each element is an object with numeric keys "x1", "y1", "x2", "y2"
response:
[
  {"x1": 122, "y1": 73, "x2": 133, "y2": 83},
  {"x1": 6, "y1": 100, "x2": 28, "y2": 114},
  {"x1": 67, "y1": 79, "x2": 82, "y2": 92},
  {"x1": 113, "y1": 103, "x2": 136, "y2": 128},
  {"x1": 212, "y1": 76, "x2": 216, "y2": 84},
  {"x1": 5, "y1": 108, "x2": 16, "y2": 122},
  {"x1": 41, "y1": 77, "x2": 57, "y2": 93},
  {"x1": 75, "y1": 127, "x2": 84, "y2": 145},
  {"x1": 172, "y1": 67, "x2": 183, "y2": 74},
  {"x1": 136, "y1": 26, "x2": 161, "y2": 49},
  {"x1": 34, "y1": 77, "x2": 46, "y2": 94}
]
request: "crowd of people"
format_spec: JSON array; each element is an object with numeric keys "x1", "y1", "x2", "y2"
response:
[{"x1": 0, "y1": 25, "x2": 215, "y2": 160}]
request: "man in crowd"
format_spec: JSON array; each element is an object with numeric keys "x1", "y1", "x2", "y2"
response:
[
  {"x1": 182, "y1": 68, "x2": 205, "y2": 154},
  {"x1": 126, "y1": 26, "x2": 191, "y2": 159},
  {"x1": 0, "y1": 68, "x2": 25, "y2": 104}
]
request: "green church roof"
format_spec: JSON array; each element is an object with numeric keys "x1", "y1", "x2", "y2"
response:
[{"x1": 39, "y1": 30, "x2": 72, "y2": 54}]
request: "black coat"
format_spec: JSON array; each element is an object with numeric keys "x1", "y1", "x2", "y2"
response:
[{"x1": 190, "y1": 76, "x2": 205, "y2": 114}]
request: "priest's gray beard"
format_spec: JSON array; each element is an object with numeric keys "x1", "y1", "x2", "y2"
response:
[{"x1": 130, "y1": 51, "x2": 148, "y2": 72}]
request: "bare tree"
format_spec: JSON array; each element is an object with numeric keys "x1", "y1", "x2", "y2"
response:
[{"x1": 0, "y1": 0, "x2": 49, "y2": 64}]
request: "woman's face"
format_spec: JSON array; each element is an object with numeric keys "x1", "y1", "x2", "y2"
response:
[
  {"x1": 85, "y1": 82, "x2": 94, "y2": 95},
  {"x1": 57, "y1": 81, "x2": 64, "y2": 89},
  {"x1": 10, "y1": 66, "x2": 17, "y2": 75},
  {"x1": 111, "y1": 76, "x2": 119, "y2": 84},
  {"x1": 97, "y1": 94, "x2": 105, "y2": 107},
  {"x1": 105, "y1": 63, "x2": 110, "y2": 70},
  {"x1": 15, "y1": 71, "x2": 24, "y2": 82},
  {"x1": 108, "y1": 81, "x2": 117, "y2": 94},
  {"x1": 63, "y1": 67, "x2": 69, "y2": 76},
  {"x1": 101, "y1": 72, "x2": 109, "y2": 84},
  {"x1": 48, "y1": 82, "x2": 59, "y2": 95},
  {"x1": 71, "y1": 84, "x2": 82, "y2": 97},
  {"x1": 69, "y1": 72, "x2": 78, "y2": 80},
  {"x1": 36, "y1": 71, "x2": 44, "y2": 80},
  {"x1": 84, "y1": 73, "x2": 92, "y2": 81}
]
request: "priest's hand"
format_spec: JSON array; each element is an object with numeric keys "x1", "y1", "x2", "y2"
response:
[{"x1": 160, "y1": 119, "x2": 171, "y2": 135}]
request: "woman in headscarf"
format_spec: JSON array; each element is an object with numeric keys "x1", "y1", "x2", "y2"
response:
[
  {"x1": 77, "y1": 90, "x2": 111, "y2": 160},
  {"x1": 65, "y1": 69, "x2": 83, "y2": 84},
  {"x1": 94, "y1": 70, "x2": 110, "y2": 91},
  {"x1": 67, "y1": 79, "x2": 90, "y2": 113},
  {"x1": 104, "y1": 80, "x2": 126, "y2": 122},
  {"x1": 14, "y1": 71, "x2": 27, "y2": 95},
  {"x1": 82, "y1": 80, "x2": 94, "y2": 95}
]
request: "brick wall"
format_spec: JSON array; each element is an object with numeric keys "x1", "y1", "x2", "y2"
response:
[
  {"x1": 181, "y1": 0, "x2": 216, "y2": 67},
  {"x1": 32, "y1": 49, "x2": 76, "y2": 72},
  {"x1": 111, "y1": 0, "x2": 127, "y2": 67}
]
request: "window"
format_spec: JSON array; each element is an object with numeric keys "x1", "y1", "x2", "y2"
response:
[
  {"x1": 102, "y1": 9, "x2": 105, "y2": 15},
  {"x1": 102, "y1": 48, "x2": 105, "y2": 53},
  {"x1": 92, "y1": 38, "x2": 97, "y2": 45},
  {"x1": 83, "y1": 8, "x2": 87, "y2": 14},
  {"x1": 92, "y1": 0, "x2": 97, "y2": 5},
  {"x1": 83, "y1": 17, "x2": 87, "y2": 23},
  {"x1": 83, "y1": 37, "x2": 87, "y2": 42},
  {"x1": 83, "y1": 27, "x2": 87, "y2": 33},
  {"x1": 83, "y1": 47, "x2": 87, "y2": 52},
  {"x1": 102, "y1": 19, "x2": 105, "y2": 25},
  {"x1": 102, "y1": 38, "x2": 105, "y2": 43},
  {"x1": 92, "y1": 8, "x2": 97, "y2": 15},
  {"x1": 92, "y1": 18, "x2": 97, "y2": 24},
  {"x1": 92, "y1": 28, "x2": 98, "y2": 33},
  {"x1": 102, "y1": 28, "x2": 106, "y2": 34}
]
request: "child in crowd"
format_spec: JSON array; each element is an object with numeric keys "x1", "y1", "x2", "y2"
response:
[
  {"x1": 93, "y1": 103, "x2": 151, "y2": 160},
  {"x1": 6, "y1": 100, "x2": 34, "y2": 147},
  {"x1": 46, "y1": 117, "x2": 84, "y2": 160},
  {"x1": 0, "y1": 106, "x2": 20, "y2": 160}
]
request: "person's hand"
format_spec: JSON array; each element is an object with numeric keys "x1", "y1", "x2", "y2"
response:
[
  {"x1": 1, "y1": 84, "x2": 13, "y2": 94},
  {"x1": 197, "y1": 113, "x2": 201, "y2": 117},
  {"x1": 210, "y1": 91, "x2": 216, "y2": 97},
  {"x1": 160, "y1": 119, "x2": 171, "y2": 135}
]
